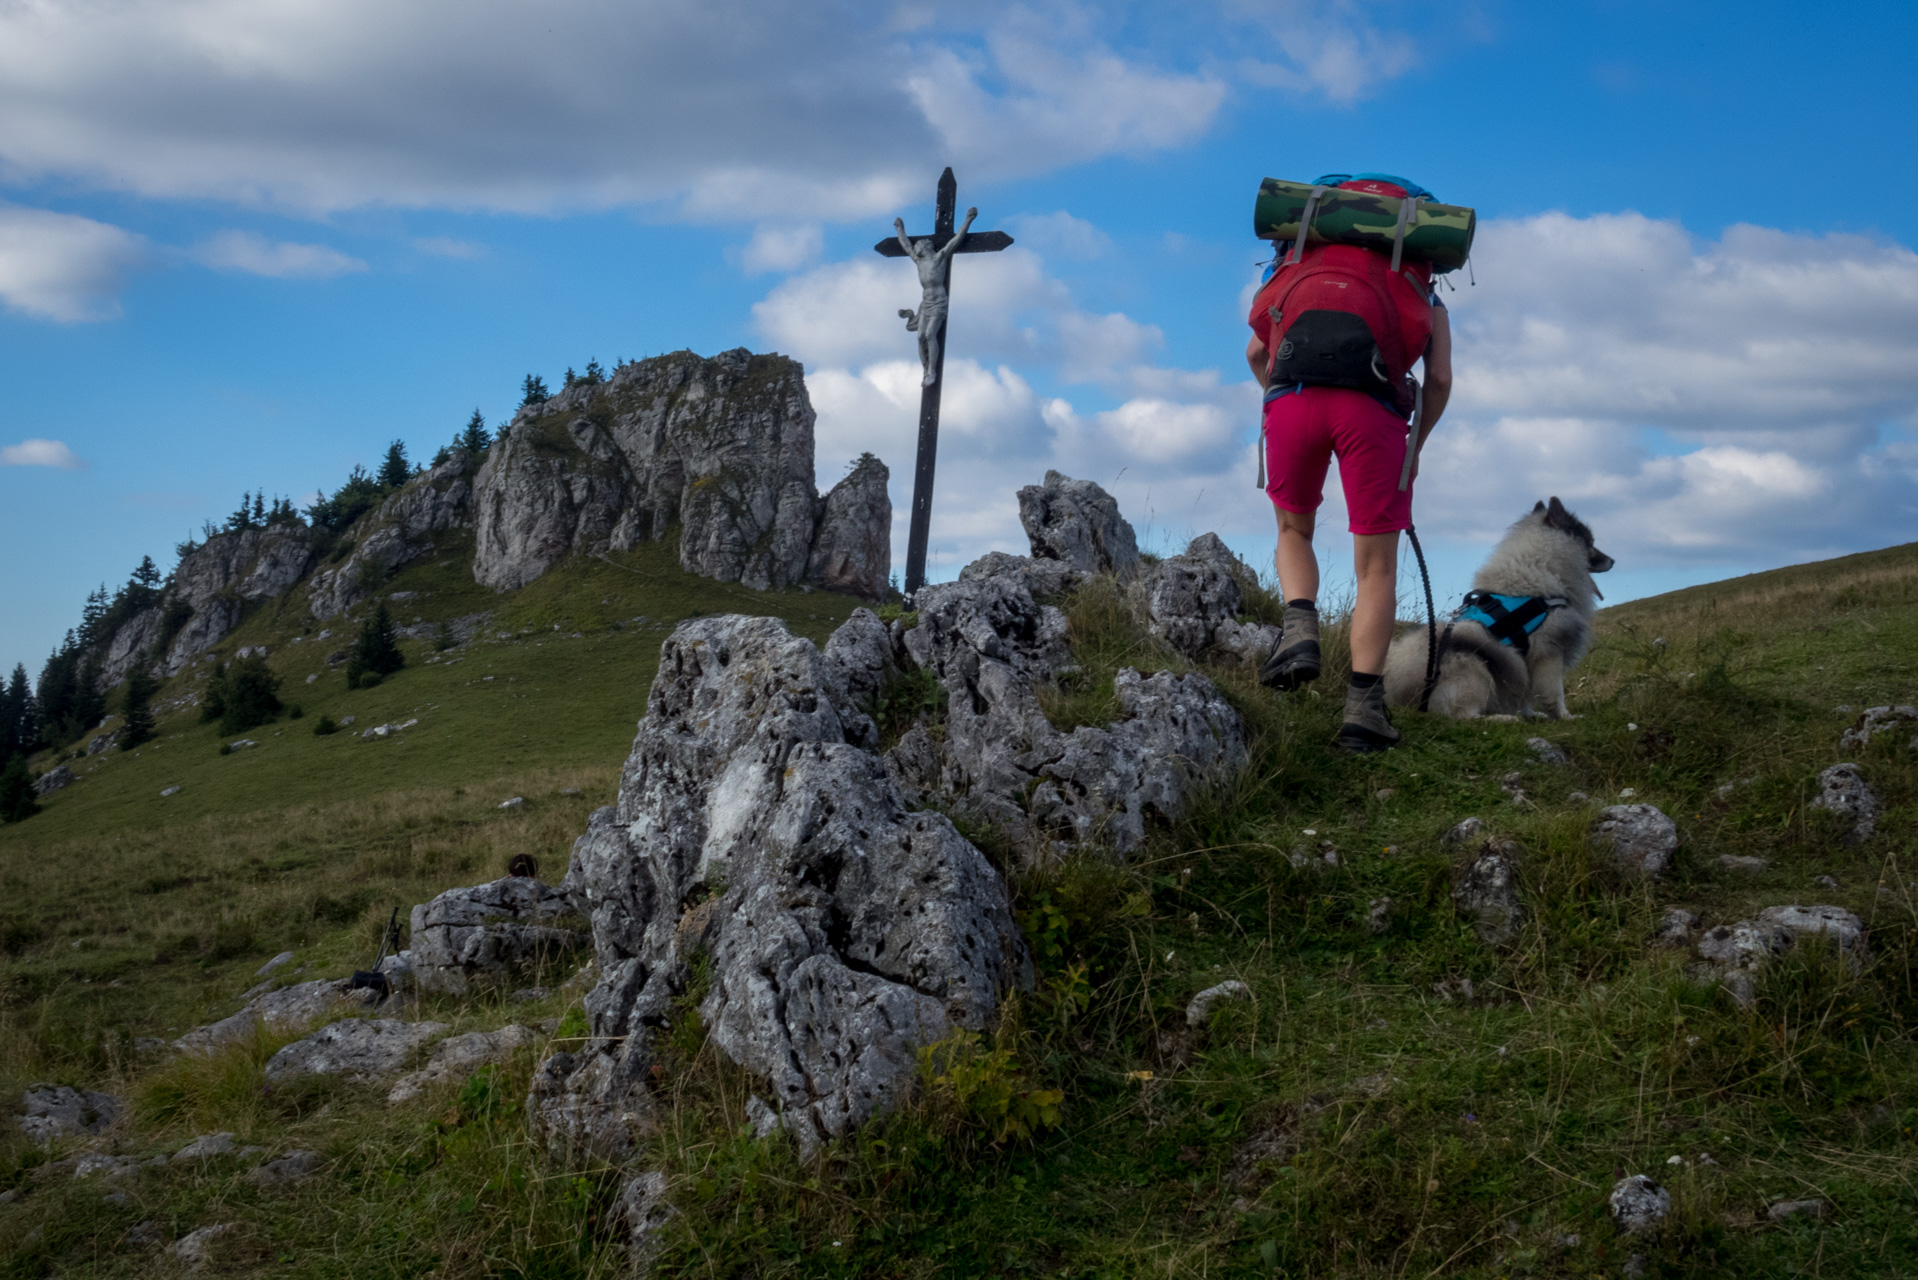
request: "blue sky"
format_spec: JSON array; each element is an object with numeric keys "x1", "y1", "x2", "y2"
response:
[{"x1": 4, "y1": 0, "x2": 1917, "y2": 674}]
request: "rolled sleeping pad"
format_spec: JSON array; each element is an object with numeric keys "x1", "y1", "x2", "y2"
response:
[{"x1": 1254, "y1": 177, "x2": 1476, "y2": 272}]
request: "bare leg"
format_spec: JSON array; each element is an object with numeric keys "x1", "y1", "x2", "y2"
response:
[
  {"x1": 1274, "y1": 507, "x2": 1318, "y2": 603},
  {"x1": 1349, "y1": 531, "x2": 1400, "y2": 675}
]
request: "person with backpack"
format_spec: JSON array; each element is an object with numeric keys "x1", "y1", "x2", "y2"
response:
[{"x1": 1245, "y1": 173, "x2": 1454, "y2": 753}]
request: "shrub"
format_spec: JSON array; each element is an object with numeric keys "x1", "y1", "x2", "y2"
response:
[
  {"x1": 0, "y1": 754, "x2": 38, "y2": 823},
  {"x1": 347, "y1": 602, "x2": 405, "y2": 688},
  {"x1": 312, "y1": 714, "x2": 338, "y2": 736},
  {"x1": 212, "y1": 654, "x2": 282, "y2": 734},
  {"x1": 288, "y1": 704, "x2": 304, "y2": 719},
  {"x1": 433, "y1": 621, "x2": 457, "y2": 652},
  {"x1": 120, "y1": 667, "x2": 159, "y2": 749},
  {"x1": 218, "y1": 743, "x2": 232, "y2": 756}
]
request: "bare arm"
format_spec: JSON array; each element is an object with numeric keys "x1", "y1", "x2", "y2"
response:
[
  {"x1": 1417, "y1": 305, "x2": 1452, "y2": 447},
  {"x1": 894, "y1": 217, "x2": 915, "y2": 258},
  {"x1": 933, "y1": 207, "x2": 978, "y2": 266},
  {"x1": 1246, "y1": 334, "x2": 1271, "y2": 390}
]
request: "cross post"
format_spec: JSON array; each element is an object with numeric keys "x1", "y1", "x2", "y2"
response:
[{"x1": 874, "y1": 167, "x2": 1012, "y2": 598}]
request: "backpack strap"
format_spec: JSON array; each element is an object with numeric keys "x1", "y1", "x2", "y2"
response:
[
  {"x1": 1284, "y1": 184, "x2": 1328, "y2": 268},
  {"x1": 1389, "y1": 194, "x2": 1419, "y2": 273}
]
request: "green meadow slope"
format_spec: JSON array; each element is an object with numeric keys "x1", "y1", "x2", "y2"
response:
[{"x1": 2, "y1": 541, "x2": 1916, "y2": 1278}]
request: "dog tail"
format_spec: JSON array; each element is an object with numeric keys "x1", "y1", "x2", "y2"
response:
[{"x1": 1384, "y1": 621, "x2": 1528, "y2": 717}]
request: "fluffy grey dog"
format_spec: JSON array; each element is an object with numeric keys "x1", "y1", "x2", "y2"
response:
[{"x1": 1384, "y1": 497, "x2": 1614, "y2": 719}]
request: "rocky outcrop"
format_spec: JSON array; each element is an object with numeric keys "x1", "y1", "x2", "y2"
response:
[
  {"x1": 898, "y1": 565, "x2": 1246, "y2": 859},
  {"x1": 388, "y1": 1025, "x2": 540, "y2": 1104},
  {"x1": 408, "y1": 877, "x2": 585, "y2": 996},
  {"x1": 807, "y1": 453, "x2": 892, "y2": 600},
  {"x1": 307, "y1": 452, "x2": 478, "y2": 619},
  {"x1": 534, "y1": 613, "x2": 1027, "y2": 1161},
  {"x1": 33, "y1": 765, "x2": 73, "y2": 796},
  {"x1": 1839, "y1": 704, "x2": 1916, "y2": 750},
  {"x1": 1693, "y1": 904, "x2": 1867, "y2": 1004},
  {"x1": 172, "y1": 977, "x2": 382, "y2": 1054},
  {"x1": 1454, "y1": 838, "x2": 1527, "y2": 946},
  {"x1": 473, "y1": 350, "x2": 886, "y2": 597},
  {"x1": 1017, "y1": 469, "x2": 1140, "y2": 578},
  {"x1": 1129, "y1": 533, "x2": 1280, "y2": 665}
]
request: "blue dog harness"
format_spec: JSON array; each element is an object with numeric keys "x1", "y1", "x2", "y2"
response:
[{"x1": 1456, "y1": 590, "x2": 1566, "y2": 654}]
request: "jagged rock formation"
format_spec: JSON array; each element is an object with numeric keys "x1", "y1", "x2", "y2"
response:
[
  {"x1": 473, "y1": 349, "x2": 889, "y2": 599},
  {"x1": 19, "y1": 1085, "x2": 124, "y2": 1145},
  {"x1": 264, "y1": 1018, "x2": 450, "y2": 1083},
  {"x1": 306, "y1": 452, "x2": 478, "y2": 619},
  {"x1": 1693, "y1": 903, "x2": 1867, "y2": 1004},
  {"x1": 535, "y1": 614, "x2": 1027, "y2": 1160},
  {"x1": 1453, "y1": 838, "x2": 1528, "y2": 946},
  {"x1": 1017, "y1": 469, "x2": 1140, "y2": 577},
  {"x1": 172, "y1": 977, "x2": 383, "y2": 1054},
  {"x1": 896, "y1": 565, "x2": 1246, "y2": 859},
  {"x1": 1130, "y1": 533, "x2": 1281, "y2": 666},
  {"x1": 1810, "y1": 763, "x2": 1877, "y2": 841}
]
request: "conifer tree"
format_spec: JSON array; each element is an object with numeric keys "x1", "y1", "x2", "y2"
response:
[
  {"x1": 520, "y1": 374, "x2": 549, "y2": 407},
  {"x1": 347, "y1": 601, "x2": 405, "y2": 688},
  {"x1": 213, "y1": 654, "x2": 281, "y2": 734},
  {"x1": 378, "y1": 440, "x2": 411, "y2": 488},
  {"x1": 121, "y1": 667, "x2": 158, "y2": 749},
  {"x1": 0, "y1": 663, "x2": 38, "y2": 764},
  {"x1": 133, "y1": 556, "x2": 161, "y2": 590},
  {"x1": 457, "y1": 409, "x2": 489, "y2": 454},
  {"x1": 0, "y1": 754, "x2": 36, "y2": 824},
  {"x1": 582, "y1": 358, "x2": 605, "y2": 386},
  {"x1": 251, "y1": 492, "x2": 266, "y2": 526}
]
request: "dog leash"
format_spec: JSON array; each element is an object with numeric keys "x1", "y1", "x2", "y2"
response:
[{"x1": 1398, "y1": 381, "x2": 1442, "y2": 712}]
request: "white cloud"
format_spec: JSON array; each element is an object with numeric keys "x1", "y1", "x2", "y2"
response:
[
  {"x1": 1229, "y1": 0, "x2": 1419, "y2": 103},
  {"x1": 192, "y1": 230, "x2": 367, "y2": 278},
  {"x1": 737, "y1": 223, "x2": 824, "y2": 276},
  {"x1": 0, "y1": 202, "x2": 146, "y2": 322},
  {"x1": 1004, "y1": 211, "x2": 1112, "y2": 260},
  {"x1": 0, "y1": 0, "x2": 1234, "y2": 219},
  {"x1": 0, "y1": 439, "x2": 86, "y2": 469}
]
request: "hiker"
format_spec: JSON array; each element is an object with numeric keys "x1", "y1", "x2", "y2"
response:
[{"x1": 1246, "y1": 173, "x2": 1454, "y2": 753}]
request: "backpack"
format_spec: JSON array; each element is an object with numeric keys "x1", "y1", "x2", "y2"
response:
[{"x1": 1248, "y1": 178, "x2": 1435, "y2": 419}]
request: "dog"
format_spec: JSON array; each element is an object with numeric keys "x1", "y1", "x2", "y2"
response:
[{"x1": 1383, "y1": 497, "x2": 1614, "y2": 719}]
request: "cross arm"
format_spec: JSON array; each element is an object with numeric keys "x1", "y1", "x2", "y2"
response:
[{"x1": 873, "y1": 230, "x2": 1014, "y2": 257}]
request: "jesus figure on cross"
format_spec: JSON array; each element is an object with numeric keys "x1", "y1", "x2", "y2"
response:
[{"x1": 895, "y1": 205, "x2": 977, "y2": 387}]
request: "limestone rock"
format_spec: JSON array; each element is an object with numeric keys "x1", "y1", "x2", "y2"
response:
[
  {"x1": 1454, "y1": 841, "x2": 1528, "y2": 946},
  {"x1": 173, "y1": 977, "x2": 380, "y2": 1054},
  {"x1": 263, "y1": 1018, "x2": 450, "y2": 1083},
  {"x1": 168, "y1": 1223, "x2": 237, "y2": 1270},
  {"x1": 408, "y1": 877, "x2": 585, "y2": 996},
  {"x1": 1652, "y1": 908, "x2": 1700, "y2": 946},
  {"x1": 1609, "y1": 1174, "x2": 1670, "y2": 1234},
  {"x1": 246, "y1": 1150, "x2": 321, "y2": 1186},
  {"x1": 155, "y1": 525, "x2": 321, "y2": 676},
  {"x1": 957, "y1": 551, "x2": 1081, "y2": 599},
  {"x1": 87, "y1": 730, "x2": 121, "y2": 756},
  {"x1": 387, "y1": 1025, "x2": 539, "y2": 1104},
  {"x1": 307, "y1": 453, "x2": 477, "y2": 619},
  {"x1": 901, "y1": 565, "x2": 1244, "y2": 858},
  {"x1": 1759, "y1": 904, "x2": 1868, "y2": 968},
  {"x1": 1130, "y1": 533, "x2": 1277, "y2": 663},
  {"x1": 32, "y1": 765, "x2": 73, "y2": 796},
  {"x1": 1590, "y1": 804, "x2": 1679, "y2": 878},
  {"x1": 1443, "y1": 817, "x2": 1486, "y2": 845},
  {"x1": 1186, "y1": 980, "x2": 1251, "y2": 1027},
  {"x1": 1694, "y1": 904, "x2": 1866, "y2": 1004},
  {"x1": 18, "y1": 1085, "x2": 124, "y2": 1146},
  {"x1": 539, "y1": 613, "x2": 1027, "y2": 1159},
  {"x1": 1527, "y1": 737, "x2": 1569, "y2": 766},
  {"x1": 1017, "y1": 470, "x2": 1140, "y2": 578},
  {"x1": 1839, "y1": 704, "x2": 1917, "y2": 750},
  {"x1": 172, "y1": 1131, "x2": 236, "y2": 1160},
  {"x1": 806, "y1": 453, "x2": 891, "y2": 601},
  {"x1": 621, "y1": 1170, "x2": 676, "y2": 1273},
  {"x1": 255, "y1": 951, "x2": 296, "y2": 977},
  {"x1": 1811, "y1": 763, "x2": 1876, "y2": 841},
  {"x1": 1766, "y1": 1198, "x2": 1828, "y2": 1221}
]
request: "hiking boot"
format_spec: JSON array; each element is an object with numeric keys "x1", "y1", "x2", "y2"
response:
[
  {"x1": 1336, "y1": 679, "x2": 1401, "y2": 754},
  {"x1": 1260, "y1": 604, "x2": 1322, "y2": 691}
]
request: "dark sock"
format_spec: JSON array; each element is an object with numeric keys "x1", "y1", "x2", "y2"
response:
[
  {"x1": 1287, "y1": 599, "x2": 1316, "y2": 612},
  {"x1": 1349, "y1": 671, "x2": 1382, "y2": 689}
]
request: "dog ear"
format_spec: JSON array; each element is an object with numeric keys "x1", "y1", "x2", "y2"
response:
[
  {"x1": 1533, "y1": 500, "x2": 1547, "y2": 513},
  {"x1": 1545, "y1": 496, "x2": 1572, "y2": 529}
]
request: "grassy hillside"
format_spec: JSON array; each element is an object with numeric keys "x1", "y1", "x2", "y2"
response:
[{"x1": 2, "y1": 541, "x2": 1916, "y2": 1278}]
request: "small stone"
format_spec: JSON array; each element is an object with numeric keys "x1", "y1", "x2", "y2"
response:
[
  {"x1": 1567, "y1": 791, "x2": 1588, "y2": 802},
  {"x1": 1527, "y1": 737, "x2": 1568, "y2": 766},
  {"x1": 1374, "y1": 788, "x2": 1394, "y2": 801},
  {"x1": 1609, "y1": 1174, "x2": 1670, "y2": 1234},
  {"x1": 1367, "y1": 897, "x2": 1393, "y2": 935},
  {"x1": 264, "y1": 1019, "x2": 451, "y2": 1083},
  {"x1": 387, "y1": 1025, "x2": 539, "y2": 1105},
  {"x1": 1813, "y1": 874, "x2": 1838, "y2": 889},
  {"x1": 1619, "y1": 786, "x2": 1636, "y2": 797},
  {"x1": 1443, "y1": 817, "x2": 1486, "y2": 845},
  {"x1": 1811, "y1": 763, "x2": 1876, "y2": 841},
  {"x1": 1454, "y1": 841, "x2": 1528, "y2": 946},
  {"x1": 246, "y1": 1150, "x2": 321, "y2": 1186},
  {"x1": 168, "y1": 1223, "x2": 237, "y2": 1270},
  {"x1": 1653, "y1": 908, "x2": 1700, "y2": 946},
  {"x1": 1717, "y1": 855, "x2": 1768, "y2": 873},
  {"x1": 160, "y1": 786, "x2": 180, "y2": 797},
  {"x1": 1590, "y1": 804, "x2": 1679, "y2": 879},
  {"x1": 510, "y1": 987, "x2": 550, "y2": 1002},
  {"x1": 256, "y1": 950, "x2": 296, "y2": 977},
  {"x1": 498, "y1": 796, "x2": 526, "y2": 809},
  {"x1": 1766, "y1": 1198, "x2": 1828, "y2": 1222},
  {"x1": 18, "y1": 1084, "x2": 125, "y2": 1146},
  {"x1": 102, "y1": 1189, "x2": 129, "y2": 1206},
  {"x1": 174, "y1": 1131, "x2": 237, "y2": 1160},
  {"x1": 558, "y1": 787, "x2": 582, "y2": 796},
  {"x1": 1185, "y1": 981, "x2": 1252, "y2": 1028},
  {"x1": 305, "y1": 673, "x2": 318, "y2": 684}
]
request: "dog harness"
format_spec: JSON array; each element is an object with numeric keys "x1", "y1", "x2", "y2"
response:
[{"x1": 1456, "y1": 590, "x2": 1567, "y2": 654}]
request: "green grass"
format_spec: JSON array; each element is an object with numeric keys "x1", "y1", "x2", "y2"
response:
[{"x1": 4, "y1": 542, "x2": 1918, "y2": 1277}]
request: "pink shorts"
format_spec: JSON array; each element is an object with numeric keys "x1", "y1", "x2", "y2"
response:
[{"x1": 1263, "y1": 386, "x2": 1414, "y2": 535}]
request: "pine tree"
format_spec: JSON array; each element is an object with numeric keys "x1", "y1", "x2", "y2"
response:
[
  {"x1": 347, "y1": 601, "x2": 405, "y2": 687},
  {"x1": 582, "y1": 358, "x2": 605, "y2": 386},
  {"x1": 79, "y1": 586, "x2": 109, "y2": 648},
  {"x1": 251, "y1": 492, "x2": 266, "y2": 526},
  {"x1": 133, "y1": 556, "x2": 161, "y2": 590},
  {"x1": 227, "y1": 491, "x2": 254, "y2": 532},
  {"x1": 0, "y1": 754, "x2": 36, "y2": 824},
  {"x1": 121, "y1": 667, "x2": 158, "y2": 749},
  {"x1": 378, "y1": 440, "x2": 410, "y2": 488},
  {"x1": 563, "y1": 366, "x2": 578, "y2": 389},
  {"x1": 457, "y1": 409, "x2": 489, "y2": 454},
  {"x1": 0, "y1": 663, "x2": 36, "y2": 763},
  {"x1": 520, "y1": 374, "x2": 549, "y2": 407}
]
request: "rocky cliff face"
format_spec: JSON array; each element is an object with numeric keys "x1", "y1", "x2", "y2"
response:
[
  {"x1": 307, "y1": 453, "x2": 478, "y2": 619},
  {"x1": 473, "y1": 350, "x2": 889, "y2": 599}
]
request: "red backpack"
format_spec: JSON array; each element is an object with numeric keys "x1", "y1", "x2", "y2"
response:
[{"x1": 1248, "y1": 178, "x2": 1434, "y2": 419}]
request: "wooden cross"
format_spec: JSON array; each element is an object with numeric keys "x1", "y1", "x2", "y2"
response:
[{"x1": 874, "y1": 167, "x2": 1012, "y2": 598}]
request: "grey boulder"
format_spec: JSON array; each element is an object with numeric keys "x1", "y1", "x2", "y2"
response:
[
  {"x1": 806, "y1": 452, "x2": 891, "y2": 601},
  {"x1": 1454, "y1": 840, "x2": 1528, "y2": 946},
  {"x1": 32, "y1": 765, "x2": 73, "y2": 796},
  {"x1": 173, "y1": 977, "x2": 380, "y2": 1054},
  {"x1": 388, "y1": 1025, "x2": 540, "y2": 1104},
  {"x1": 263, "y1": 1018, "x2": 450, "y2": 1083},
  {"x1": 19, "y1": 1085, "x2": 125, "y2": 1146},
  {"x1": 1811, "y1": 763, "x2": 1876, "y2": 841},
  {"x1": 246, "y1": 1150, "x2": 321, "y2": 1186},
  {"x1": 1590, "y1": 804, "x2": 1678, "y2": 878},
  {"x1": 408, "y1": 877, "x2": 585, "y2": 995},
  {"x1": 1609, "y1": 1174, "x2": 1670, "y2": 1233},
  {"x1": 1129, "y1": 533, "x2": 1279, "y2": 664}
]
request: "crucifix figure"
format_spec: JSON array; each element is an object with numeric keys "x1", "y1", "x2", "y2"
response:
[
  {"x1": 896, "y1": 205, "x2": 976, "y2": 387},
  {"x1": 875, "y1": 167, "x2": 1013, "y2": 596}
]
